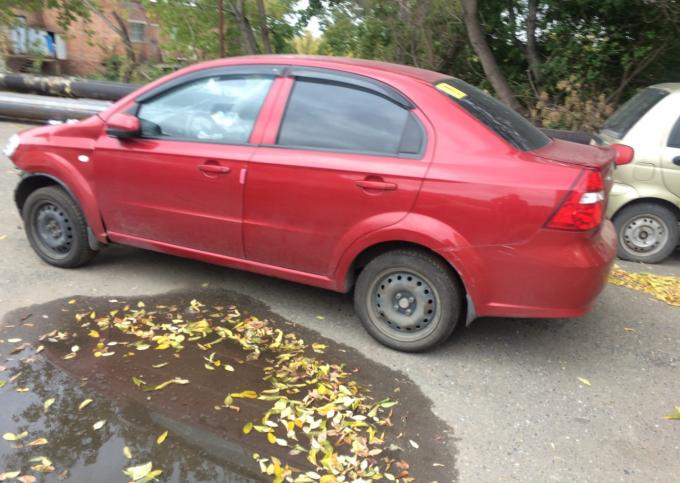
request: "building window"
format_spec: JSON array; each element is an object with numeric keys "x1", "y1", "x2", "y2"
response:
[{"x1": 128, "y1": 21, "x2": 145, "y2": 43}]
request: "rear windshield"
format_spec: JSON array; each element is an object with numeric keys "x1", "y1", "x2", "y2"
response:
[
  {"x1": 602, "y1": 87, "x2": 668, "y2": 139},
  {"x1": 435, "y1": 78, "x2": 550, "y2": 151}
]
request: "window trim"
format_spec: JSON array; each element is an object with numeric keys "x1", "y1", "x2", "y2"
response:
[
  {"x1": 133, "y1": 73, "x2": 276, "y2": 146},
  {"x1": 135, "y1": 65, "x2": 284, "y2": 104},
  {"x1": 287, "y1": 66, "x2": 415, "y2": 109},
  {"x1": 668, "y1": 115, "x2": 680, "y2": 149},
  {"x1": 272, "y1": 77, "x2": 427, "y2": 159}
]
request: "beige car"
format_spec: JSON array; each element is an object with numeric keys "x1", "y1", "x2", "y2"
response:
[{"x1": 594, "y1": 83, "x2": 680, "y2": 263}]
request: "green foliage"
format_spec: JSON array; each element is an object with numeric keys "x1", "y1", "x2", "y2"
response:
[
  {"x1": 0, "y1": 0, "x2": 90, "y2": 30},
  {"x1": 311, "y1": 0, "x2": 680, "y2": 130},
  {"x1": 141, "y1": 0, "x2": 300, "y2": 61},
  {"x1": 4, "y1": 0, "x2": 679, "y2": 131}
]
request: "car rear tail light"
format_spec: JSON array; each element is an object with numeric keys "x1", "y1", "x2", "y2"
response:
[
  {"x1": 611, "y1": 143, "x2": 634, "y2": 166},
  {"x1": 546, "y1": 169, "x2": 604, "y2": 231}
]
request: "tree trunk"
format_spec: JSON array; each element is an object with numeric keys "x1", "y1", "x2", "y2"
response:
[
  {"x1": 81, "y1": 0, "x2": 137, "y2": 81},
  {"x1": 231, "y1": 0, "x2": 260, "y2": 55},
  {"x1": 525, "y1": 0, "x2": 542, "y2": 84},
  {"x1": 460, "y1": 0, "x2": 519, "y2": 109},
  {"x1": 255, "y1": 0, "x2": 273, "y2": 54},
  {"x1": 111, "y1": 11, "x2": 137, "y2": 82},
  {"x1": 218, "y1": 0, "x2": 225, "y2": 57},
  {"x1": 607, "y1": 40, "x2": 668, "y2": 104}
]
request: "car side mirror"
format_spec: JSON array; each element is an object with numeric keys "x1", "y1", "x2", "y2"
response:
[{"x1": 106, "y1": 113, "x2": 140, "y2": 139}]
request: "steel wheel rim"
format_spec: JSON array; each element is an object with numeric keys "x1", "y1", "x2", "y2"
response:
[
  {"x1": 621, "y1": 214, "x2": 669, "y2": 257},
  {"x1": 367, "y1": 268, "x2": 441, "y2": 341},
  {"x1": 33, "y1": 202, "x2": 74, "y2": 259}
]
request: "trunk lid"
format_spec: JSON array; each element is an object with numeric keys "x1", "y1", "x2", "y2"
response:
[{"x1": 533, "y1": 138, "x2": 617, "y2": 203}]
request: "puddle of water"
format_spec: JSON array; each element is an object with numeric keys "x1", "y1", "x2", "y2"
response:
[
  {"x1": 1, "y1": 290, "x2": 456, "y2": 482},
  {"x1": 0, "y1": 356, "x2": 262, "y2": 482}
]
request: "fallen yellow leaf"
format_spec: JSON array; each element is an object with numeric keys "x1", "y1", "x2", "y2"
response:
[
  {"x1": 27, "y1": 437, "x2": 48, "y2": 447},
  {"x1": 156, "y1": 431, "x2": 168, "y2": 445},
  {"x1": 78, "y1": 399, "x2": 93, "y2": 411}
]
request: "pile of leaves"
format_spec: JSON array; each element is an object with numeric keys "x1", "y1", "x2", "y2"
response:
[
  {"x1": 608, "y1": 267, "x2": 680, "y2": 307},
  {"x1": 38, "y1": 299, "x2": 409, "y2": 482}
]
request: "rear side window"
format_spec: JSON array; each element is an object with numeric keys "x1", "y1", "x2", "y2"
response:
[
  {"x1": 435, "y1": 79, "x2": 550, "y2": 151},
  {"x1": 668, "y1": 116, "x2": 680, "y2": 148},
  {"x1": 277, "y1": 79, "x2": 423, "y2": 156},
  {"x1": 603, "y1": 88, "x2": 669, "y2": 139}
]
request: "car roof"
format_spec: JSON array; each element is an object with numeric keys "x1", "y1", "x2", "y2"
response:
[
  {"x1": 651, "y1": 82, "x2": 680, "y2": 94},
  {"x1": 198, "y1": 55, "x2": 447, "y2": 84}
]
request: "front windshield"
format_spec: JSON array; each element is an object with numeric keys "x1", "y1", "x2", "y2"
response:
[
  {"x1": 602, "y1": 87, "x2": 668, "y2": 139},
  {"x1": 435, "y1": 78, "x2": 551, "y2": 151}
]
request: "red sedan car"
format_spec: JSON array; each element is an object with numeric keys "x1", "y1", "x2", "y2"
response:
[{"x1": 5, "y1": 55, "x2": 629, "y2": 351}]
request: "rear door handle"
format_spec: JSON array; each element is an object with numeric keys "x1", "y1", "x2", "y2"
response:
[
  {"x1": 198, "y1": 164, "x2": 231, "y2": 174},
  {"x1": 673, "y1": 156, "x2": 680, "y2": 166},
  {"x1": 355, "y1": 180, "x2": 397, "y2": 191}
]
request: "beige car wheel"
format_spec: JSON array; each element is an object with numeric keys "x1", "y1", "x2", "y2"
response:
[{"x1": 614, "y1": 202, "x2": 680, "y2": 263}]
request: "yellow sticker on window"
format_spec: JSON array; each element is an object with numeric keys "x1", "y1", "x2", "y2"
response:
[{"x1": 436, "y1": 82, "x2": 467, "y2": 99}]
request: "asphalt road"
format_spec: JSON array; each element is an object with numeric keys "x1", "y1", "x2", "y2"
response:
[{"x1": 1, "y1": 120, "x2": 679, "y2": 482}]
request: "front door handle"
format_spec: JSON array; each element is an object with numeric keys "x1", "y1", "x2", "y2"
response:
[
  {"x1": 673, "y1": 156, "x2": 680, "y2": 166},
  {"x1": 198, "y1": 164, "x2": 231, "y2": 174},
  {"x1": 355, "y1": 179, "x2": 397, "y2": 191}
]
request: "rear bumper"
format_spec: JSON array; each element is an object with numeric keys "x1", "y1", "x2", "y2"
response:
[{"x1": 444, "y1": 221, "x2": 617, "y2": 319}]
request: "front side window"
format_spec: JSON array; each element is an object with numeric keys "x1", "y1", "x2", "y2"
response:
[
  {"x1": 137, "y1": 76, "x2": 273, "y2": 144},
  {"x1": 435, "y1": 79, "x2": 550, "y2": 151},
  {"x1": 277, "y1": 79, "x2": 420, "y2": 156},
  {"x1": 603, "y1": 87, "x2": 669, "y2": 139}
]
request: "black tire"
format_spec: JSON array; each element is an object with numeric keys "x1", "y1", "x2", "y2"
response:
[
  {"x1": 354, "y1": 249, "x2": 463, "y2": 352},
  {"x1": 613, "y1": 202, "x2": 679, "y2": 264},
  {"x1": 22, "y1": 186, "x2": 97, "y2": 268}
]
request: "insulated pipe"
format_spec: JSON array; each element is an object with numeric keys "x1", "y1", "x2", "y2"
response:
[
  {"x1": 0, "y1": 73, "x2": 137, "y2": 101},
  {"x1": 0, "y1": 92, "x2": 109, "y2": 122}
]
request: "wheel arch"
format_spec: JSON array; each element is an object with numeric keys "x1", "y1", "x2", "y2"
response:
[
  {"x1": 338, "y1": 239, "x2": 479, "y2": 325},
  {"x1": 612, "y1": 197, "x2": 680, "y2": 222},
  {"x1": 15, "y1": 172, "x2": 107, "y2": 246},
  {"x1": 16, "y1": 173, "x2": 71, "y2": 211}
]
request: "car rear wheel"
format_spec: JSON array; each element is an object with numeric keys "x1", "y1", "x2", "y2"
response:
[
  {"x1": 22, "y1": 186, "x2": 98, "y2": 268},
  {"x1": 614, "y1": 202, "x2": 679, "y2": 263},
  {"x1": 354, "y1": 249, "x2": 463, "y2": 352}
]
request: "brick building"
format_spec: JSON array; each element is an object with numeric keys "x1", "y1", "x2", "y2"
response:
[{"x1": 5, "y1": 0, "x2": 162, "y2": 77}]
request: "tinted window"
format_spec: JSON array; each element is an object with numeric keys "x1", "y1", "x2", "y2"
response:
[
  {"x1": 278, "y1": 80, "x2": 419, "y2": 155},
  {"x1": 137, "y1": 76, "x2": 272, "y2": 144},
  {"x1": 668, "y1": 116, "x2": 680, "y2": 148},
  {"x1": 603, "y1": 88, "x2": 669, "y2": 139},
  {"x1": 435, "y1": 79, "x2": 550, "y2": 151}
]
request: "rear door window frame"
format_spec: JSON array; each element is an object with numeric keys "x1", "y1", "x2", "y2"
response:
[{"x1": 272, "y1": 70, "x2": 427, "y2": 159}]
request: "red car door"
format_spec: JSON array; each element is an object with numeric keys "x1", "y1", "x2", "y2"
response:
[
  {"x1": 243, "y1": 71, "x2": 432, "y2": 276},
  {"x1": 93, "y1": 73, "x2": 275, "y2": 257}
]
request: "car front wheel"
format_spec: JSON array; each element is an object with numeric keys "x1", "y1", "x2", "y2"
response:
[
  {"x1": 354, "y1": 249, "x2": 463, "y2": 352},
  {"x1": 614, "y1": 202, "x2": 680, "y2": 264},
  {"x1": 22, "y1": 186, "x2": 98, "y2": 268}
]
